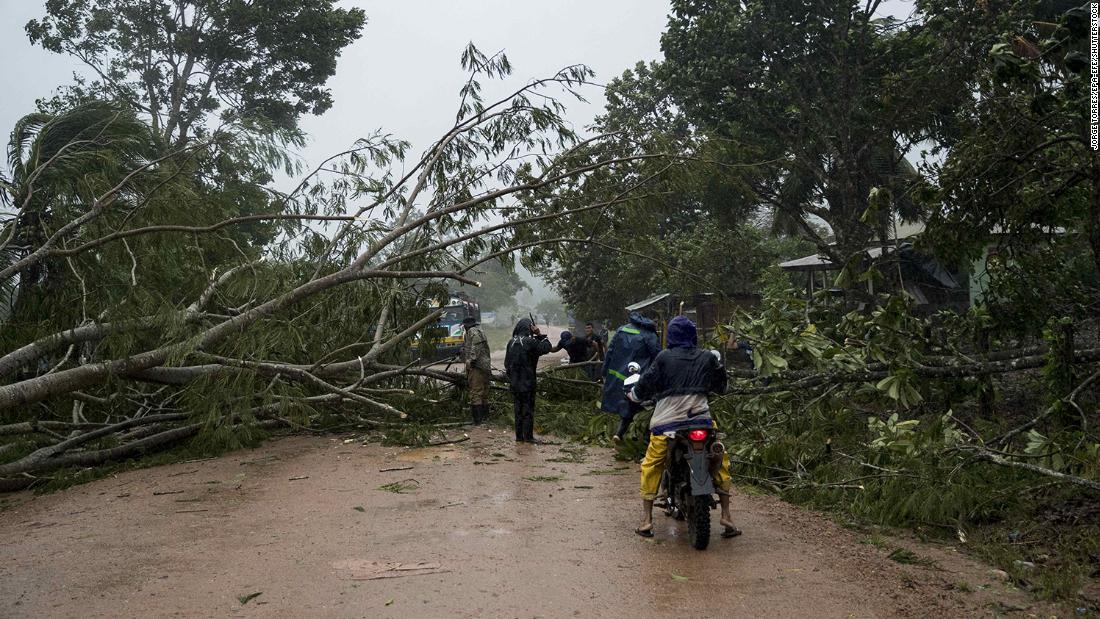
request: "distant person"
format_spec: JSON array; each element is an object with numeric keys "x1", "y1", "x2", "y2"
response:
[
  {"x1": 504, "y1": 317, "x2": 552, "y2": 443},
  {"x1": 461, "y1": 316, "x2": 492, "y2": 424},
  {"x1": 551, "y1": 331, "x2": 596, "y2": 365},
  {"x1": 600, "y1": 312, "x2": 660, "y2": 441},
  {"x1": 583, "y1": 323, "x2": 606, "y2": 380},
  {"x1": 587, "y1": 323, "x2": 607, "y2": 360},
  {"x1": 724, "y1": 331, "x2": 754, "y2": 371}
]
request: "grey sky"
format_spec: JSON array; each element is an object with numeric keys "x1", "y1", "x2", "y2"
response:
[
  {"x1": 0, "y1": 0, "x2": 913, "y2": 304},
  {"x1": 0, "y1": 0, "x2": 671, "y2": 172},
  {"x1": 0, "y1": 0, "x2": 914, "y2": 170}
]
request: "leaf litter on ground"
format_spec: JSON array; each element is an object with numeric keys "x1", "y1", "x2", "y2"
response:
[{"x1": 377, "y1": 479, "x2": 419, "y2": 493}]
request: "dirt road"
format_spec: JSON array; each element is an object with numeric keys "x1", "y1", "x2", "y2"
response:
[{"x1": 0, "y1": 426, "x2": 1060, "y2": 618}]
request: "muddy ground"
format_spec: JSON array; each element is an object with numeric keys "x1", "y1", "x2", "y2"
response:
[{"x1": 0, "y1": 426, "x2": 1066, "y2": 618}]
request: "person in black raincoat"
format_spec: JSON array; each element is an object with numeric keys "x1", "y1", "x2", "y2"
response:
[
  {"x1": 600, "y1": 311, "x2": 661, "y2": 441},
  {"x1": 504, "y1": 317, "x2": 552, "y2": 442}
]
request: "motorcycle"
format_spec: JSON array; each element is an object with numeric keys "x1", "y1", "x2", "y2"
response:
[{"x1": 623, "y1": 357, "x2": 726, "y2": 550}]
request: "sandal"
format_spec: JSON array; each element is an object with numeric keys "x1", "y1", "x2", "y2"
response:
[
  {"x1": 634, "y1": 527, "x2": 654, "y2": 538},
  {"x1": 721, "y1": 525, "x2": 743, "y2": 538}
]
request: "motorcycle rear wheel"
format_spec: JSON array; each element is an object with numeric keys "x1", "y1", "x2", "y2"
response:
[{"x1": 687, "y1": 496, "x2": 710, "y2": 550}]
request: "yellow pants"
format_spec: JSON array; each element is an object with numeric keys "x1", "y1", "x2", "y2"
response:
[{"x1": 639, "y1": 433, "x2": 732, "y2": 500}]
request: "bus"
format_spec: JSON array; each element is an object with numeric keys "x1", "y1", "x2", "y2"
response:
[{"x1": 412, "y1": 292, "x2": 481, "y2": 360}]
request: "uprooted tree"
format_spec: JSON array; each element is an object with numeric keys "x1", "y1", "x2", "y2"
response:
[{"x1": 0, "y1": 46, "x2": 681, "y2": 487}]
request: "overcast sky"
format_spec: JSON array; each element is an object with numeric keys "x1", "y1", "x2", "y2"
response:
[
  {"x1": 0, "y1": 0, "x2": 674, "y2": 173},
  {"x1": 0, "y1": 0, "x2": 914, "y2": 172},
  {"x1": 0, "y1": 0, "x2": 913, "y2": 303}
]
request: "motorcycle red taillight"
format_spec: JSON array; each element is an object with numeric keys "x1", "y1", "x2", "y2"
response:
[{"x1": 688, "y1": 429, "x2": 709, "y2": 441}]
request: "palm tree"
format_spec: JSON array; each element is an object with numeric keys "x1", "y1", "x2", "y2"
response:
[{"x1": 0, "y1": 101, "x2": 156, "y2": 321}]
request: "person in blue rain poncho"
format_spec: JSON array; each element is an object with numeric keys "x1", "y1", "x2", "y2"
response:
[{"x1": 600, "y1": 311, "x2": 661, "y2": 441}]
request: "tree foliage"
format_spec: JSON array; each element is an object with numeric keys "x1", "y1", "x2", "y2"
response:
[
  {"x1": 660, "y1": 0, "x2": 962, "y2": 266},
  {"x1": 520, "y1": 61, "x2": 802, "y2": 320},
  {"x1": 918, "y1": 0, "x2": 1099, "y2": 330},
  {"x1": 27, "y1": 0, "x2": 366, "y2": 144}
]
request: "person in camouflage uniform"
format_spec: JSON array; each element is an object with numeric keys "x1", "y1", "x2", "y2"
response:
[{"x1": 462, "y1": 316, "x2": 492, "y2": 424}]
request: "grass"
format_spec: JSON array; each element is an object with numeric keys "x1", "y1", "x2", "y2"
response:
[
  {"x1": 861, "y1": 534, "x2": 889, "y2": 549},
  {"x1": 886, "y1": 547, "x2": 940, "y2": 569},
  {"x1": 953, "y1": 581, "x2": 974, "y2": 593},
  {"x1": 481, "y1": 325, "x2": 518, "y2": 349}
]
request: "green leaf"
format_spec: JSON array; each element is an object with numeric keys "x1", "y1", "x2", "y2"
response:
[
  {"x1": 765, "y1": 352, "x2": 788, "y2": 370},
  {"x1": 238, "y1": 592, "x2": 263, "y2": 605}
]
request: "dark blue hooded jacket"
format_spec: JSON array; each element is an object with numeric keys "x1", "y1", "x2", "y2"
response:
[
  {"x1": 600, "y1": 312, "x2": 660, "y2": 418},
  {"x1": 634, "y1": 316, "x2": 728, "y2": 402}
]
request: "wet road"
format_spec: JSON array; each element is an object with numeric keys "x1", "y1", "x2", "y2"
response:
[{"x1": 0, "y1": 429, "x2": 1055, "y2": 618}]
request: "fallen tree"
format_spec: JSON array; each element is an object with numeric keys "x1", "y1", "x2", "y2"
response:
[{"x1": 0, "y1": 48, "x2": 679, "y2": 485}]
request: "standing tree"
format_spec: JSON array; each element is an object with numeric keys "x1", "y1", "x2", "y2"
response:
[
  {"x1": 660, "y1": 0, "x2": 964, "y2": 273},
  {"x1": 516, "y1": 61, "x2": 803, "y2": 318},
  {"x1": 535, "y1": 297, "x2": 567, "y2": 325},
  {"x1": 26, "y1": 0, "x2": 366, "y2": 145},
  {"x1": 458, "y1": 258, "x2": 530, "y2": 315},
  {"x1": 11, "y1": 0, "x2": 369, "y2": 331},
  {"x1": 920, "y1": 0, "x2": 1099, "y2": 308}
]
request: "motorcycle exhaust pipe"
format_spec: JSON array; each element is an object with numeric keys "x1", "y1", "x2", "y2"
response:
[{"x1": 709, "y1": 441, "x2": 726, "y2": 456}]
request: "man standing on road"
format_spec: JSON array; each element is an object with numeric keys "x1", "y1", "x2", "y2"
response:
[
  {"x1": 600, "y1": 312, "x2": 660, "y2": 441},
  {"x1": 504, "y1": 317, "x2": 552, "y2": 443},
  {"x1": 462, "y1": 316, "x2": 492, "y2": 425}
]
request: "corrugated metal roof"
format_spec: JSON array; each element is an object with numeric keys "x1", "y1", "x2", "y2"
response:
[
  {"x1": 779, "y1": 246, "x2": 893, "y2": 271},
  {"x1": 777, "y1": 254, "x2": 832, "y2": 270},
  {"x1": 625, "y1": 292, "x2": 672, "y2": 312}
]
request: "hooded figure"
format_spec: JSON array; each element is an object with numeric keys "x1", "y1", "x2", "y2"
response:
[
  {"x1": 631, "y1": 316, "x2": 739, "y2": 539},
  {"x1": 633, "y1": 315, "x2": 727, "y2": 418},
  {"x1": 504, "y1": 318, "x2": 552, "y2": 442},
  {"x1": 600, "y1": 311, "x2": 660, "y2": 440}
]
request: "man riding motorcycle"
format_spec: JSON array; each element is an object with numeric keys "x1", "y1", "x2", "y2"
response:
[{"x1": 629, "y1": 316, "x2": 741, "y2": 539}]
